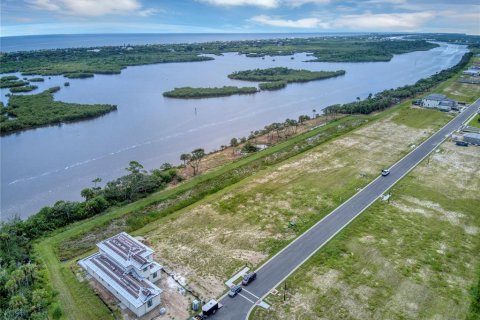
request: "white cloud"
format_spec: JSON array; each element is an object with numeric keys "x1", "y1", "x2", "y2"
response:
[
  {"x1": 199, "y1": 0, "x2": 280, "y2": 8},
  {"x1": 250, "y1": 15, "x2": 330, "y2": 28},
  {"x1": 284, "y1": 0, "x2": 330, "y2": 6},
  {"x1": 335, "y1": 12, "x2": 435, "y2": 30},
  {"x1": 250, "y1": 11, "x2": 436, "y2": 31},
  {"x1": 28, "y1": 0, "x2": 156, "y2": 17},
  {"x1": 200, "y1": 0, "x2": 329, "y2": 8},
  {"x1": 363, "y1": 0, "x2": 407, "y2": 5}
]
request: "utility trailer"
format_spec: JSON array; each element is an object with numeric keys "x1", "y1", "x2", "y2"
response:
[{"x1": 192, "y1": 299, "x2": 223, "y2": 319}]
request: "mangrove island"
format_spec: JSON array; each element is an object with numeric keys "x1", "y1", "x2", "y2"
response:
[
  {"x1": 163, "y1": 86, "x2": 258, "y2": 98},
  {"x1": 1, "y1": 87, "x2": 117, "y2": 135}
]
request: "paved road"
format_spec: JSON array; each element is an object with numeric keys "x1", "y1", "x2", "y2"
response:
[{"x1": 211, "y1": 101, "x2": 479, "y2": 320}]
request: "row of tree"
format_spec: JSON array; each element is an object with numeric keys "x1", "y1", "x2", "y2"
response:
[{"x1": 323, "y1": 52, "x2": 473, "y2": 115}]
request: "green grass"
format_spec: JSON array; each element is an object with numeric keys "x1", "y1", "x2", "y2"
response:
[
  {"x1": 391, "y1": 106, "x2": 453, "y2": 129},
  {"x1": 37, "y1": 102, "x2": 454, "y2": 319},
  {"x1": 36, "y1": 240, "x2": 113, "y2": 320},
  {"x1": 36, "y1": 115, "x2": 369, "y2": 319},
  {"x1": 252, "y1": 143, "x2": 480, "y2": 319},
  {"x1": 435, "y1": 56, "x2": 480, "y2": 104},
  {"x1": 467, "y1": 114, "x2": 480, "y2": 128},
  {"x1": 251, "y1": 57, "x2": 480, "y2": 320},
  {"x1": 35, "y1": 54, "x2": 479, "y2": 319}
]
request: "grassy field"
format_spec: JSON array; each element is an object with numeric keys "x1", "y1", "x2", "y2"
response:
[
  {"x1": 35, "y1": 115, "x2": 366, "y2": 319},
  {"x1": 35, "y1": 103, "x2": 450, "y2": 319},
  {"x1": 467, "y1": 114, "x2": 480, "y2": 128},
  {"x1": 436, "y1": 56, "x2": 480, "y2": 104},
  {"x1": 251, "y1": 61, "x2": 480, "y2": 320},
  {"x1": 34, "y1": 54, "x2": 478, "y2": 319},
  {"x1": 251, "y1": 140, "x2": 480, "y2": 320},
  {"x1": 138, "y1": 106, "x2": 451, "y2": 301}
]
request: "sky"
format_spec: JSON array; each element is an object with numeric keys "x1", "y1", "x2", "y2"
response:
[{"x1": 1, "y1": 0, "x2": 479, "y2": 37}]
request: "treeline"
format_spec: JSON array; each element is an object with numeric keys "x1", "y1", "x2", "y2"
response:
[
  {"x1": 0, "y1": 87, "x2": 117, "y2": 135},
  {"x1": 0, "y1": 36, "x2": 438, "y2": 77},
  {"x1": 259, "y1": 81, "x2": 287, "y2": 91},
  {"x1": 10, "y1": 85, "x2": 37, "y2": 93},
  {"x1": 28, "y1": 77, "x2": 44, "y2": 82},
  {"x1": 0, "y1": 76, "x2": 29, "y2": 88},
  {"x1": 228, "y1": 67, "x2": 345, "y2": 83},
  {"x1": 0, "y1": 219, "x2": 54, "y2": 319},
  {"x1": 227, "y1": 113, "x2": 315, "y2": 149},
  {"x1": 0, "y1": 161, "x2": 179, "y2": 318},
  {"x1": 324, "y1": 52, "x2": 473, "y2": 115},
  {"x1": 163, "y1": 86, "x2": 258, "y2": 98}
]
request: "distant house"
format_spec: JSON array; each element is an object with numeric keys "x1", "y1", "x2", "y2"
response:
[
  {"x1": 422, "y1": 93, "x2": 456, "y2": 111},
  {"x1": 79, "y1": 232, "x2": 162, "y2": 317},
  {"x1": 463, "y1": 132, "x2": 480, "y2": 145}
]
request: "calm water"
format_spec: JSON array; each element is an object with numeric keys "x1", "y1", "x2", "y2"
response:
[{"x1": 0, "y1": 41, "x2": 467, "y2": 220}]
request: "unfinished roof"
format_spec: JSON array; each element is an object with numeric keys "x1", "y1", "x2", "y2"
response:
[
  {"x1": 80, "y1": 253, "x2": 161, "y2": 308},
  {"x1": 424, "y1": 93, "x2": 448, "y2": 101},
  {"x1": 464, "y1": 132, "x2": 480, "y2": 139},
  {"x1": 439, "y1": 100, "x2": 455, "y2": 107},
  {"x1": 97, "y1": 232, "x2": 154, "y2": 270}
]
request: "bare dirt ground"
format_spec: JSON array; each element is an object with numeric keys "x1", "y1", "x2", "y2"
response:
[
  {"x1": 141, "y1": 108, "x2": 449, "y2": 304},
  {"x1": 253, "y1": 141, "x2": 480, "y2": 320},
  {"x1": 177, "y1": 115, "x2": 332, "y2": 179}
]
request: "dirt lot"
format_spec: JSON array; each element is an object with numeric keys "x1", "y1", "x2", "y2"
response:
[
  {"x1": 140, "y1": 107, "x2": 452, "y2": 302},
  {"x1": 252, "y1": 141, "x2": 480, "y2": 319}
]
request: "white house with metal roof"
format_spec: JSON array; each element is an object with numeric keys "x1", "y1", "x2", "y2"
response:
[
  {"x1": 79, "y1": 232, "x2": 162, "y2": 317},
  {"x1": 422, "y1": 93, "x2": 456, "y2": 111}
]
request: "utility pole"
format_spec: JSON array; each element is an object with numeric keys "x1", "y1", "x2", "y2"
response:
[{"x1": 284, "y1": 281, "x2": 287, "y2": 301}]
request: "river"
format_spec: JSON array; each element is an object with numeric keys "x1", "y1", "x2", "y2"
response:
[{"x1": 0, "y1": 40, "x2": 467, "y2": 220}]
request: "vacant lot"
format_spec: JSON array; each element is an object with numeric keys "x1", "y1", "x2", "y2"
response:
[
  {"x1": 140, "y1": 106, "x2": 451, "y2": 300},
  {"x1": 252, "y1": 140, "x2": 480, "y2": 320},
  {"x1": 467, "y1": 114, "x2": 480, "y2": 128}
]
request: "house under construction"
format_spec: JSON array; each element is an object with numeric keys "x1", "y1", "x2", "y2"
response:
[{"x1": 79, "y1": 232, "x2": 162, "y2": 317}]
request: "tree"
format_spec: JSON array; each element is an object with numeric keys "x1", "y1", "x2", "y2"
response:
[
  {"x1": 9, "y1": 293, "x2": 27, "y2": 309},
  {"x1": 80, "y1": 188, "x2": 95, "y2": 201},
  {"x1": 126, "y1": 161, "x2": 144, "y2": 174},
  {"x1": 312, "y1": 109, "x2": 316, "y2": 119},
  {"x1": 180, "y1": 153, "x2": 191, "y2": 166},
  {"x1": 160, "y1": 163, "x2": 172, "y2": 171},
  {"x1": 188, "y1": 148, "x2": 205, "y2": 176},
  {"x1": 242, "y1": 142, "x2": 260, "y2": 153},
  {"x1": 92, "y1": 177, "x2": 102, "y2": 191},
  {"x1": 230, "y1": 138, "x2": 239, "y2": 147},
  {"x1": 298, "y1": 115, "x2": 309, "y2": 125}
]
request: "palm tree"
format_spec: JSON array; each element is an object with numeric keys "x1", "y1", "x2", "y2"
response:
[
  {"x1": 92, "y1": 177, "x2": 102, "y2": 191},
  {"x1": 180, "y1": 153, "x2": 191, "y2": 166}
]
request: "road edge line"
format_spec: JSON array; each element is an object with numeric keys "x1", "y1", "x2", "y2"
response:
[{"x1": 244, "y1": 100, "x2": 479, "y2": 319}]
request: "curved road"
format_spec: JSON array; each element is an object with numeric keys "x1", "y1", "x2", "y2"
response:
[{"x1": 211, "y1": 100, "x2": 479, "y2": 320}]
